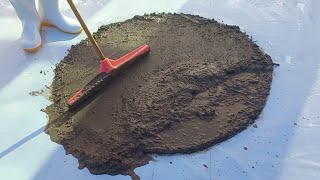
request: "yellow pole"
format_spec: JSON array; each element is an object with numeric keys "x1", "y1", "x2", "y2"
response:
[{"x1": 66, "y1": 0, "x2": 106, "y2": 60}]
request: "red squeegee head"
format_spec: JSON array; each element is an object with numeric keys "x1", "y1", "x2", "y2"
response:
[
  {"x1": 99, "y1": 44, "x2": 150, "y2": 73},
  {"x1": 67, "y1": 44, "x2": 150, "y2": 109}
]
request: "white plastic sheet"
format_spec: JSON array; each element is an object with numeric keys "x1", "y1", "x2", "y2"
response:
[{"x1": 1, "y1": 0, "x2": 320, "y2": 179}]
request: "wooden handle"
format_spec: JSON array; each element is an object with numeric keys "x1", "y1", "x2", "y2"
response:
[{"x1": 66, "y1": 0, "x2": 105, "y2": 60}]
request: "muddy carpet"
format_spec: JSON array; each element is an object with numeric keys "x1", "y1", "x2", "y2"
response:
[{"x1": 45, "y1": 13, "x2": 273, "y2": 179}]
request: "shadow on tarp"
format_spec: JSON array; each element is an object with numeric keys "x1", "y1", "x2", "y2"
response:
[
  {"x1": 0, "y1": 0, "x2": 112, "y2": 90},
  {"x1": 0, "y1": 87, "x2": 103, "y2": 159},
  {"x1": 0, "y1": 126, "x2": 45, "y2": 159},
  {"x1": 0, "y1": 0, "x2": 113, "y2": 161},
  {"x1": 0, "y1": 34, "x2": 77, "y2": 91}
]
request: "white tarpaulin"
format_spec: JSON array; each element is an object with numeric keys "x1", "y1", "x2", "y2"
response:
[{"x1": 1, "y1": 0, "x2": 319, "y2": 179}]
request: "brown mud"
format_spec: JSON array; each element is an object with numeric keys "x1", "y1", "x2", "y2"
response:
[{"x1": 45, "y1": 13, "x2": 273, "y2": 179}]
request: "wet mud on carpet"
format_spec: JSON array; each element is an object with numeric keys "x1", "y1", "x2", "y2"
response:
[{"x1": 45, "y1": 13, "x2": 273, "y2": 179}]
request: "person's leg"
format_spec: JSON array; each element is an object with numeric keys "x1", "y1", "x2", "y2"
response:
[
  {"x1": 38, "y1": 0, "x2": 82, "y2": 34},
  {"x1": 9, "y1": 0, "x2": 42, "y2": 52}
]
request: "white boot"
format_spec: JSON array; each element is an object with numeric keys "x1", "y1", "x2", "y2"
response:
[
  {"x1": 38, "y1": 0, "x2": 82, "y2": 34},
  {"x1": 9, "y1": 0, "x2": 42, "y2": 52}
]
